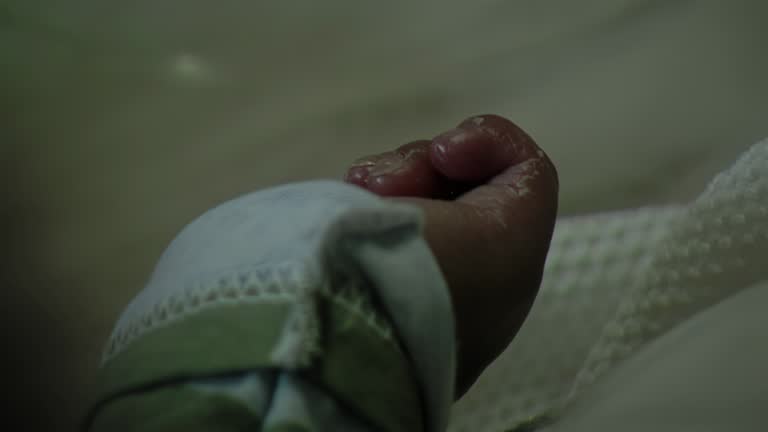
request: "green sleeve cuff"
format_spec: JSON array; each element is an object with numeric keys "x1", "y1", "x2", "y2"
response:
[{"x1": 86, "y1": 294, "x2": 424, "y2": 432}]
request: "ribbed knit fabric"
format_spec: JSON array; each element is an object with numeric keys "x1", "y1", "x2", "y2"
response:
[{"x1": 450, "y1": 138, "x2": 768, "y2": 432}]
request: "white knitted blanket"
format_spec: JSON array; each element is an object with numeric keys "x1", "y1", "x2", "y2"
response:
[{"x1": 450, "y1": 137, "x2": 768, "y2": 432}]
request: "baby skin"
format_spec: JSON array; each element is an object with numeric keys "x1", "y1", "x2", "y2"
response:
[{"x1": 344, "y1": 114, "x2": 559, "y2": 396}]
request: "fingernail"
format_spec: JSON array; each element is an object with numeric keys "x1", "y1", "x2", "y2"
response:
[
  {"x1": 345, "y1": 153, "x2": 408, "y2": 186},
  {"x1": 345, "y1": 165, "x2": 372, "y2": 185},
  {"x1": 434, "y1": 128, "x2": 470, "y2": 148},
  {"x1": 368, "y1": 154, "x2": 406, "y2": 178},
  {"x1": 350, "y1": 157, "x2": 377, "y2": 168},
  {"x1": 432, "y1": 128, "x2": 467, "y2": 162}
]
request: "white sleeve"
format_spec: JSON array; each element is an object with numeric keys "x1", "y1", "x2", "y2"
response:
[{"x1": 89, "y1": 180, "x2": 455, "y2": 432}]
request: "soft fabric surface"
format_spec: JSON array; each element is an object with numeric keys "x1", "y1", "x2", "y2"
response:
[
  {"x1": 452, "y1": 139, "x2": 768, "y2": 431},
  {"x1": 542, "y1": 279, "x2": 768, "y2": 432}
]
